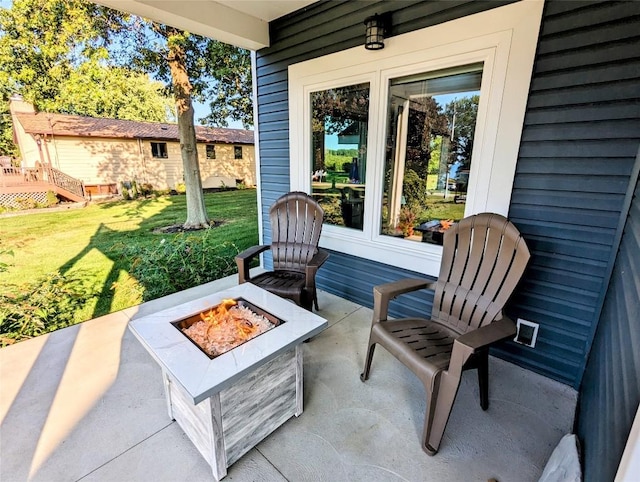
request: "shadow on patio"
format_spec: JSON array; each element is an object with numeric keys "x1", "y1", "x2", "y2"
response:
[{"x1": 0, "y1": 274, "x2": 576, "y2": 482}]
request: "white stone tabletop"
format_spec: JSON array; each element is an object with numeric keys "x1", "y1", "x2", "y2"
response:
[{"x1": 128, "y1": 283, "x2": 328, "y2": 403}]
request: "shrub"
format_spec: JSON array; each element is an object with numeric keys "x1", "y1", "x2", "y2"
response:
[
  {"x1": 113, "y1": 232, "x2": 240, "y2": 301},
  {"x1": 121, "y1": 180, "x2": 141, "y2": 200},
  {"x1": 402, "y1": 169, "x2": 428, "y2": 211},
  {"x1": 139, "y1": 183, "x2": 154, "y2": 196},
  {"x1": 398, "y1": 206, "x2": 417, "y2": 237},
  {"x1": 15, "y1": 197, "x2": 38, "y2": 210},
  {"x1": 45, "y1": 190, "x2": 59, "y2": 207},
  {"x1": 0, "y1": 271, "x2": 97, "y2": 346},
  {"x1": 317, "y1": 197, "x2": 345, "y2": 226}
]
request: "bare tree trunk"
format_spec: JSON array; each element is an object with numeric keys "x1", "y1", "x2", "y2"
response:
[{"x1": 166, "y1": 34, "x2": 210, "y2": 229}]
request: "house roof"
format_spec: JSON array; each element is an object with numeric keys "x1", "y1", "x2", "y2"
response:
[{"x1": 14, "y1": 111, "x2": 254, "y2": 145}]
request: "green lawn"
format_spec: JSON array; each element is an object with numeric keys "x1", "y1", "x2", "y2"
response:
[{"x1": 0, "y1": 190, "x2": 259, "y2": 330}]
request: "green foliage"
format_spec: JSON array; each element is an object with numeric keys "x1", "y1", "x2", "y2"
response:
[
  {"x1": 0, "y1": 249, "x2": 13, "y2": 273},
  {"x1": 114, "y1": 233, "x2": 239, "y2": 301},
  {"x1": 444, "y1": 95, "x2": 479, "y2": 168},
  {"x1": 120, "y1": 180, "x2": 138, "y2": 200},
  {"x1": 135, "y1": 23, "x2": 252, "y2": 128},
  {"x1": 200, "y1": 42, "x2": 253, "y2": 128},
  {"x1": 0, "y1": 0, "x2": 174, "y2": 153},
  {"x1": 45, "y1": 191, "x2": 59, "y2": 207},
  {"x1": 0, "y1": 0, "x2": 122, "y2": 104},
  {"x1": 50, "y1": 59, "x2": 174, "y2": 122},
  {"x1": 139, "y1": 183, "x2": 154, "y2": 196},
  {"x1": 14, "y1": 197, "x2": 38, "y2": 210},
  {"x1": 1, "y1": 190, "x2": 259, "y2": 327},
  {"x1": 1, "y1": 0, "x2": 253, "y2": 226},
  {"x1": 414, "y1": 195, "x2": 466, "y2": 224},
  {"x1": 324, "y1": 171, "x2": 349, "y2": 184},
  {"x1": 398, "y1": 206, "x2": 417, "y2": 237},
  {"x1": 402, "y1": 169, "x2": 428, "y2": 210},
  {"x1": 121, "y1": 180, "x2": 157, "y2": 199},
  {"x1": 317, "y1": 197, "x2": 345, "y2": 226},
  {"x1": 323, "y1": 150, "x2": 354, "y2": 171},
  {"x1": 0, "y1": 271, "x2": 97, "y2": 345},
  {"x1": 0, "y1": 101, "x2": 17, "y2": 155}
]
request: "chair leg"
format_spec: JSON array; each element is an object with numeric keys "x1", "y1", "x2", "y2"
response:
[
  {"x1": 477, "y1": 350, "x2": 489, "y2": 411},
  {"x1": 301, "y1": 296, "x2": 313, "y2": 311},
  {"x1": 360, "y1": 342, "x2": 376, "y2": 382},
  {"x1": 421, "y1": 377, "x2": 440, "y2": 455},
  {"x1": 313, "y1": 287, "x2": 319, "y2": 311},
  {"x1": 425, "y1": 371, "x2": 462, "y2": 454}
]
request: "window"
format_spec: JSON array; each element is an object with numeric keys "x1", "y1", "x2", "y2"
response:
[
  {"x1": 382, "y1": 65, "x2": 482, "y2": 245},
  {"x1": 288, "y1": 1, "x2": 543, "y2": 276},
  {"x1": 151, "y1": 142, "x2": 168, "y2": 158},
  {"x1": 311, "y1": 83, "x2": 369, "y2": 230},
  {"x1": 206, "y1": 144, "x2": 216, "y2": 159},
  {"x1": 234, "y1": 146, "x2": 243, "y2": 159}
]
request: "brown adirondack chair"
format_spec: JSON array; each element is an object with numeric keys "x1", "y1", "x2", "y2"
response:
[
  {"x1": 360, "y1": 212, "x2": 530, "y2": 454},
  {"x1": 235, "y1": 191, "x2": 329, "y2": 311}
]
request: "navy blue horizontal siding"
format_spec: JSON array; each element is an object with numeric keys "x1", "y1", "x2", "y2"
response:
[
  {"x1": 317, "y1": 250, "x2": 435, "y2": 319},
  {"x1": 501, "y1": 0, "x2": 640, "y2": 387},
  {"x1": 256, "y1": 0, "x2": 640, "y2": 389},
  {"x1": 576, "y1": 146, "x2": 640, "y2": 482}
]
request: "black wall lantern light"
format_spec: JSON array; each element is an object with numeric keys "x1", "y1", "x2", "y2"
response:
[{"x1": 364, "y1": 13, "x2": 390, "y2": 50}]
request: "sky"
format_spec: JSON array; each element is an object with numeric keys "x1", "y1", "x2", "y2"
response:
[{"x1": 192, "y1": 101, "x2": 245, "y2": 130}]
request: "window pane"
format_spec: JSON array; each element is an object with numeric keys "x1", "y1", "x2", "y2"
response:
[
  {"x1": 151, "y1": 142, "x2": 167, "y2": 158},
  {"x1": 311, "y1": 83, "x2": 369, "y2": 230},
  {"x1": 381, "y1": 66, "x2": 481, "y2": 245},
  {"x1": 234, "y1": 146, "x2": 243, "y2": 159},
  {"x1": 206, "y1": 145, "x2": 216, "y2": 159}
]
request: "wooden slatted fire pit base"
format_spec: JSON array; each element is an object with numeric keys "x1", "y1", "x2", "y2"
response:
[
  {"x1": 163, "y1": 347, "x2": 301, "y2": 480},
  {"x1": 128, "y1": 284, "x2": 327, "y2": 481}
]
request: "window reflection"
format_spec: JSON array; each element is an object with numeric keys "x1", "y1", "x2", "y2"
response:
[
  {"x1": 310, "y1": 83, "x2": 370, "y2": 230},
  {"x1": 381, "y1": 65, "x2": 482, "y2": 245}
]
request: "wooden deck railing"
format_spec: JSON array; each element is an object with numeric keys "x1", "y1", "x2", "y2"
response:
[
  {"x1": 47, "y1": 167, "x2": 85, "y2": 199},
  {"x1": 0, "y1": 166, "x2": 85, "y2": 201}
]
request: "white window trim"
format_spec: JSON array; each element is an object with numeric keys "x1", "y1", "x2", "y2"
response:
[{"x1": 288, "y1": 0, "x2": 544, "y2": 276}]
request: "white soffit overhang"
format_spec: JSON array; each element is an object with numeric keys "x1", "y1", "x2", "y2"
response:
[{"x1": 93, "y1": 0, "x2": 316, "y2": 50}]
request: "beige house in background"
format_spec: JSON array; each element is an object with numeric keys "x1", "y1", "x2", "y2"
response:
[{"x1": 9, "y1": 96, "x2": 255, "y2": 196}]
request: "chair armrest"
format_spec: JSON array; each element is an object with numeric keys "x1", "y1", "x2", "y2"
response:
[
  {"x1": 235, "y1": 245, "x2": 270, "y2": 283},
  {"x1": 373, "y1": 278, "x2": 436, "y2": 322},
  {"x1": 455, "y1": 316, "x2": 517, "y2": 352},
  {"x1": 305, "y1": 249, "x2": 329, "y2": 288},
  {"x1": 448, "y1": 317, "x2": 517, "y2": 375}
]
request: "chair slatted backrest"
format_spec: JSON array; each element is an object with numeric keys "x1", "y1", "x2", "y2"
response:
[
  {"x1": 270, "y1": 192, "x2": 324, "y2": 273},
  {"x1": 431, "y1": 213, "x2": 530, "y2": 334}
]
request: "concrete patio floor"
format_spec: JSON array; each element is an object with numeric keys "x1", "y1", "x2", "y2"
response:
[{"x1": 0, "y1": 275, "x2": 577, "y2": 482}]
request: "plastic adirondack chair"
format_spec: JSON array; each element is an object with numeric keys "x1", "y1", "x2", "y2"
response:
[
  {"x1": 235, "y1": 191, "x2": 329, "y2": 311},
  {"x1": 360, "y1": 212, "x2": 531, "y2": 454}
]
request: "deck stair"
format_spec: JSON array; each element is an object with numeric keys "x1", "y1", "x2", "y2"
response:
[{"x1": 0, "y1": 166, "x2": 86, "y2": 206}]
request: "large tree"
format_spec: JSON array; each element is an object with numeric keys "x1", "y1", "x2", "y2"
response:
[
  {"x1": 0, "y1": 0, "x2": 253, "y2": 229},
  {"x1": 135, "y1": 23, "x2": 252, "y2": 227},
  {"x1": 444, "y1": 96, "x2": 479, "y2": 170},
  {"x1": 0, "y1": 0, "x2": 173, "y2": 148}
]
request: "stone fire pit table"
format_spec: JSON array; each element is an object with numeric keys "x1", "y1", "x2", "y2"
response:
[{"x1": 129, "y1": 283, "x2": 328, "y2": 480}]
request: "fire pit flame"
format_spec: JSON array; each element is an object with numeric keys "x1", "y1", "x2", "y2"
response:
[{"x1": 179, "y1": 298, "x2": 277, "y2": 358}]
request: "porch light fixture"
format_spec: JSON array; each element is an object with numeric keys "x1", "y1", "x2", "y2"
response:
[{"x1": 364, "y1": 13, "x2": 389, "y2": 50}]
